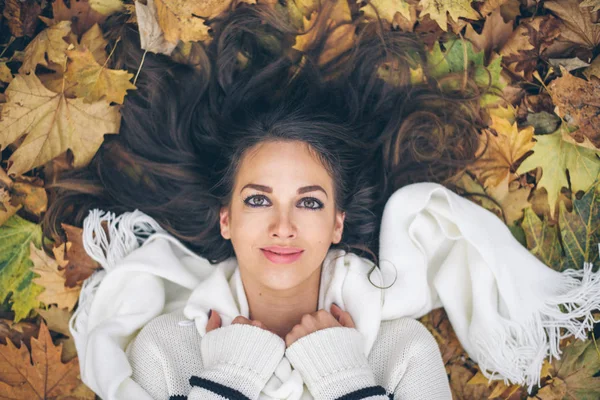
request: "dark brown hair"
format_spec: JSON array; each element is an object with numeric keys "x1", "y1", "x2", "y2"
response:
[{"x1": 42, "y1": 1, "x2": 487, "y2": 268}]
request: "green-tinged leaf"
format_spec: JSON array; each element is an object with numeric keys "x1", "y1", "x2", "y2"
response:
[
  {"x1": 553, "y1": 338, "x2": 600, "y2": 399},
  {"x1": 558, "y1": 178, "x2": 600, "y2": 270},
  {"x1": 517, "y1": 126, "x2": 600, "y2": 219},
  {"x1": 522, "y1": 208, "x2": 566, "y2": 271},
  {"x1": 0, "y1": 214, "x2": 44, "y2": 322}
]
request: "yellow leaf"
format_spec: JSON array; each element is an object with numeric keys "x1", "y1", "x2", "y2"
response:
[
  {"x1": 19, "y1": 21, "x2": 72, "y2": 74},
  {"x1": 470, "y1": 115, "x2": 535, "y2": 189},
  {"x1": 65, "y1": 48, "x2": 136, "y2": 104},
  {"x1": 30, "y1": 243, "x2": 81, "y2": 311},
  {"x1": 79, "y1": 23, "x2": 108, "y2": 65},
  {"x1": 154, "y1": 0, "x2": 221, "y2": 43},
  {"x1": 0, "y1": 73, "x2": 120, "y2": 176},
  {"x1": 0, "y1": 62, "x2": 12, "y2": 83},
  {"x1": 358, "y1": 0, "x2": 412, "y2": 25},
  {"x1": 10, "y1": 181, "x2": 48, "y2": 216},
  {"x1": 420, "y1": 0, "x2": 481, "y2": 32},
  {"x1": 89, "y1": 0, "x2": 124, "y2": 16}
]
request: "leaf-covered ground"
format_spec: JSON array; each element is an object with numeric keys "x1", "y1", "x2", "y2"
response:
[{"x1": 0, "y1": 0, "x2": 599, "y2": 399}]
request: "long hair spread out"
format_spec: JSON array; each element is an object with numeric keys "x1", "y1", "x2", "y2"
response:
[{"x1": 42, "y1": 1, "x2": 487, "y2": 268}]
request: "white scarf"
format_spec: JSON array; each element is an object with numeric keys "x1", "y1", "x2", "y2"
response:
[{"x1": 69, "y1": 182, "x2": 600, "y2": 399}]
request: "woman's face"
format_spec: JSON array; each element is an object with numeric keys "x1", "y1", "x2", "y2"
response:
[{"x1": 219, "y1": 140, "x2": 345, "y2": 291}]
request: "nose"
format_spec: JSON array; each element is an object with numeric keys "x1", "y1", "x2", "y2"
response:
[{"x1": 269, "y1": 208, "x2": 297, "y2": 239}]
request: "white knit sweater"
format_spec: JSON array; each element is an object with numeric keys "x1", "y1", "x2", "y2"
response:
[{"x1": 125, "y1": 309, "x2": 452, "y2": 399}]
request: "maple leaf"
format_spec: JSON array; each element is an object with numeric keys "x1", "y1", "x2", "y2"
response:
[
  {"x1": 545, "y1": 0, "x2": 600, "y2": 50},
  {"x1": 10, "y1": 181, "x2": 48, "y2": 217},
  {"x1": 558, "y1": 178, "x2": 600, "y2": 271},
  {"x1": 0, "y1": 73, "x2": 121, "y2": 176},
  {"x1": 30, "y1": 243, "x2": 81, "y2": 311},
  {"x1": 2, "y1": 0, "x2": 41, "y2": 38},
  {"x1": 154, "y1": 0, "x2": 217, "y2": 43},
  {"x1": 580, "y1": 0, "x2": 600, "y2": 12},
  {"x1": 65, "y1": 47, "x2": 137, "y2": 104},
  {"x1": 59, "y1": 224, "x2": 101, "y2": 287},
  {"x1": 470, "y1": 115, "x2": 535, "y2": 189},
  {"x1": 18, "y1": 21, "x2": 72, "y2": 74},
  {"x1": 516, "y1": 126, "x2": 600, "y2": 219},
  {"x1": 0, "y1": 321, "x2": 81, "y2": 398},
  {"x1": 548, "y1": 68, "x2": 600, "y2": 149},
  {"x1": 293, "y1": 0, "x2": 355, "y2": 66},
  {"x1": 464, "y1": 7, "x2": 513, "y2": 59},
  {"x1": 79, "y1": 23, "x2": 109, "y2": 65},
  {"x1": 0, "y1": 214, "x2": 43, "y2": 322},
  {"x1": 499, "y1": 15, "x2": 561, "y2": 80},
  {"x1": 51, "y1": 0, "x2": 107, "y2": 36},
  {"x1": 34, "y1": 306, "x2": 80, "y2": 363},
  {"x1": 522, "y1": 208, "x2": 566, "y2": 271},
  {"x1": 552, "y1": 338, "x2": 600, "y2": 398},
  {"x1": 358, "y1": 0, "x2": 412, "y2": 26},
  {"x1": 419, "y1": 0, "x2": 481, "y2": 32}
]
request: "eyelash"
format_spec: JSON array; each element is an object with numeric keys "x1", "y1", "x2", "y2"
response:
[{"x1": 243, "y1": 194, "x2": 324, "y2": 211}]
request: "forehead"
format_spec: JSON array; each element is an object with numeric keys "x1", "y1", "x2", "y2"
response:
[{"x1": 236, "y1": 141, "x2": 332, "y2": 188}]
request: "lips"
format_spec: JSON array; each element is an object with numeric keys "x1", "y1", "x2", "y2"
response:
[{"x1": 261, "y1": 248, "x2": 304, "y2": 264}]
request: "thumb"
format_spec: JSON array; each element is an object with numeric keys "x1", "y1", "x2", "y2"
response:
[{"x1": 205, "y1": 309, "x2": 222, "y2": 332}]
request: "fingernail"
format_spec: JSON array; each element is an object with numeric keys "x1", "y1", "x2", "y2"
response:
[
  {"x1": 208, "y1": 309, "x2": 212, "y2": 319},
  {"x1": 332, "y1": 303, "x2": 339, "y2": 308}
]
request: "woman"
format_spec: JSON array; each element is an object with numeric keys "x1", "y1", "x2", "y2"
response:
[{"x1": 43, "y1": 2, "x2": 485, "y2": 399}]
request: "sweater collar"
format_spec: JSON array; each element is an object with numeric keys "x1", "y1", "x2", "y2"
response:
[{"x1": 183, "y1": 248, "x2": 385, "y2": 356}]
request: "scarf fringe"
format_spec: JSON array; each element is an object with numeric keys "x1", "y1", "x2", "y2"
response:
[
  {"x1": 69, "y1": 209, "x2": 165, "y2": 343},
  {"x1": 473, "y1": 260, "x2": 600, "y2": 394}
]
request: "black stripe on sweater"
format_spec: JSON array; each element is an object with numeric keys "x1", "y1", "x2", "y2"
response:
[
  {"x1": 189, "y1": 376, "x2": 251, "y2": 400},
  {"x1": 336, "y1": 385, "x2": 389, "y2": 400},
  {"x1": 169, "y1": 396, "x2": 187, "y2": 400}
]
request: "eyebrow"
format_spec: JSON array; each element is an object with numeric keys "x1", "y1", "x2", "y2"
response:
[{"x1": 240, "y1": 183, "x2": 328, "y2": 199}]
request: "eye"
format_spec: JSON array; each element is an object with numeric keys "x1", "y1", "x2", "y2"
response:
[
  {"x1": 300, "y1": 197, "x2": 324, "y2": 210},
  {"x1": 244, "y1": 194, "x2": 269, "y2": 207}
]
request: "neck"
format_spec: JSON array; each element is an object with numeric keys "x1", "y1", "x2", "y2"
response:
[{"x1": 240, "y1": 266, "x2": 322, "y2": 340}]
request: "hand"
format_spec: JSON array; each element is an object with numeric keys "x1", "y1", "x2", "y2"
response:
[
  {"x1": 205, "y1": 309, "x2": 270, "y2": 333},
  {"x1": 285, "y1": 303, "x2": 355, "y2": 348}
]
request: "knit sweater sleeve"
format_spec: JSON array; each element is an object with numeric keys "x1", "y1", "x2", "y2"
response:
[
  {"x1": 284, "y1": 319, "x2": 452, "y2": 400},
  {"x1": 187, "y1": 323, "x2": 286, "y2": 400}
]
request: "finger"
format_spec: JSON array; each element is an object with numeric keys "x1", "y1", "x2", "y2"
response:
[
  {"x1": 205, "y1": 310, "x2": 222, "y2": 332},
  {"x1": 232, "y1": 316, "x2": 250, "y2": 325},
  {"x1": 339, "y1": 312, "x2": 355, "y2": 328}
]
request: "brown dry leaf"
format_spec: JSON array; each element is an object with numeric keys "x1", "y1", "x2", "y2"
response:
[
  {"x1": 2, "y1": 0, "x2": 41, "y2": 38},
  {"x1": 154, "y1": 0, "x2": 218, "y2": 43},
  {"x1": 0, "y1": 73, "x2": 121, "y2": 176},
  {"x1": 135, "y1": 0, "x2": 179, "y2": 55},
  {"x1": 465, "y1": 7, "x2": 513, "y2": 58},
  {"x1": 548, "y1": 67, "x2": 600, "y2": 149},
  {"x1": 89, "y1": 0, "x2": 125, "y2": 16},
  {"x1": 52, "y1": 0, "x2": 107, "y2": 36},
  {"x1": 485, "y1": 174, "x2": 532, "y2": 226},
  {"x1": 583, "y1": 55, "x2": 600, "y2": 80},
  {"x1": 30, "y1": 243, "x2": 81, "y2": 311},
  {"x1": 545, "y1": 0, "x2": 600, "y2": 51},
  {"x1": 0, "y1": 62, "x2": 13, "y2": 83},
  {"x1": 65, "y1": 47, "x2": 137, "y2": 104},
  {"x1": 10, "y1": 181, "x2": 48, "y2": 217},
  {"x1": 0, "y1": 322, "x2": 81, "y2": 397},
  {"x1": 580, "y1": 0, "x2": 600, "y2": 12},
  {"x1": 470, "y1": 115, "x2": 536, "y2": 189},
  {"x1": 60, "y1": 224, "x2": 101, "y2": 287},
  {"x1": 0, "y1": 188, "x2": 21, "y2": 226},
  {"x1": 0, "y1": 318, "x2": 38, "y2": 349},
  {"x1": 419, "y1": 0, "x2": 481, "y2": 32},
  {"x1": 447, "y1": 363, "x2": 494, "y2": 400},
  {"x1": 18, "y1": 21, "x2": 72, "y2": 74},
  {"x1": 35, "y1": 306, "x2": 79, "y2": 363},
  {"x1": 499, "y1": 15, "x2": 561, "y2": 80}
]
